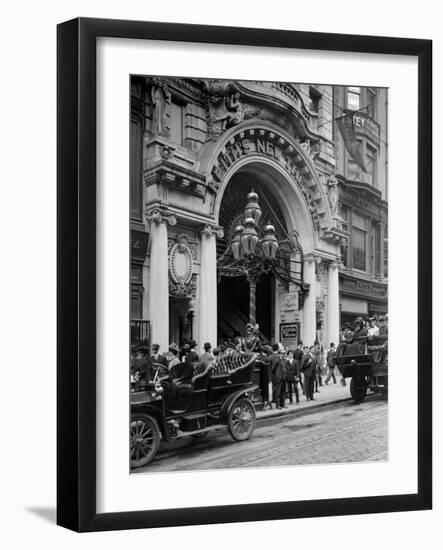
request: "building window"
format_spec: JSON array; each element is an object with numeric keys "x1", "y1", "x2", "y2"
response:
[
  {"x1": 170, "y1": 99, "x2": 184, "y2": 145},
  {"x1": 130, "y1": 113, "x2": 143, "y2": 221},
  {"x1": 371, "y1": 222, "x2": 381, "y2": 276},
  {"x1": 347, "y1": 86, "x2": 360, "y2": 111},
  {"x1": 130, "y1": 264, "x2": 144, "y2": 319},
  {"x1": 384, "y1": 237, "x2": 388, "y2": 278},
  {"x1": 352, "y1": 212, "x2": 367, "y2": 271},
  {"x1": 366, "y1": 144, "x2": 377, "y2": 187},
  {"x1": 340, "y1": 206, "x2": 349, "y2": 266},
  {"x1": 348, "y1": 157, "x2": 361, "y2": 181},
  {"x1": 367, "y1": 89, "x2": 376, "y2": 119},
  {"x1": 352, "y1": 228, "x2": 367, "y2": 271}
]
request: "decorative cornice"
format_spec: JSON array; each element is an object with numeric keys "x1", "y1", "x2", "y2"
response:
[{"x1": 144, "y1": 160, "x2": 209, "y2": 199}]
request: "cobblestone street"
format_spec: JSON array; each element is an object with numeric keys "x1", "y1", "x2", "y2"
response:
[{"x1": 135, "y1": 393, "x2": 388, "y2": 473}]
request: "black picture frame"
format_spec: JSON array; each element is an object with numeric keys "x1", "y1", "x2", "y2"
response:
[{"x1": 57, "y1": 17, "x2": 432, "y2": 532}]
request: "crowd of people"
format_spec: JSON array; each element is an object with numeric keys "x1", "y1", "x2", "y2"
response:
[{"x1": 130, "y1": 314, "x2": 388, "y2": 406}]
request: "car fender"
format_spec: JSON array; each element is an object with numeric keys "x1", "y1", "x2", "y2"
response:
[{"x1": 220, "y1": 384, "x2": 258, "y2": 422}]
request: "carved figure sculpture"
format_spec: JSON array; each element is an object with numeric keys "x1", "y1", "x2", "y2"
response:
[
  {"x1": 225, "y1": 93, "x2": 244, "y2": 128},
  {"x1": 150, "y1": 77, "x2": 171, "y2": 137},
  {"x1": 327, "y1": 175, "x2": 339, "y2": 217},
  {"x1": 206, "y1": 81, "x2": 245, "y2": 140}
]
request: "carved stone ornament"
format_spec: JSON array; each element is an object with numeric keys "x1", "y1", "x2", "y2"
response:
[
  {"x1": 169, "y1": 273, "x2": 197, "y2": 299},
  {"x1": 169, "y1": 238, "x2": 194, "y2": 285},
  {"x1": 280, "y1": 292, "x2": 299, "y2": 312},
  {"x1": 205, "y1": 80, "x2": 244, "y2": 141}
]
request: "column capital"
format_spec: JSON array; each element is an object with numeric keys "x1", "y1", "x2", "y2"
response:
[
  {"x1": 146, "y1": 207, "x2": 177, "y2": 226},
  {"x1": 200, "y1": 223, "x2": 224, "y2": 238},
  {"x1": 304, "y1": 252, "x2": 321, "y2": 264},
  {"x1": 328, "y1": 258, "x2": 343, "y2": 269}
]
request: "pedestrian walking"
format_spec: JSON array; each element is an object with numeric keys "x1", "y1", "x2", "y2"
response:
[
  {"x1": 324, "y1": 342, "x2": 337, "y2": 384},
  {"x1": 313, "y1": 340, "x2": 323, "y2": 392},
  {"x1": 286, "y1": 350, "x2": 300, "y2": 404},
  {"x1": 301, "y1": 346, "x2": 315, "y2": 401},
  {"x1": 293, "y1": 341, "x2": 304, "y2": 394},
  {"x1": 257, "y1": 344, "x2": 272, "y2": 409},
  {"x1": 269, "y1": 343, "x2": 286, "y2": 409}
]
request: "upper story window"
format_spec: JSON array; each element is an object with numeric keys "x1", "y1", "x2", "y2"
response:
[
  {"x1": 366, "y1": 144, "x2": 377, "y2": 187},
  {"x1": 130, "y1": 111, "x2": 143, "y2": 221},
  {"x1": 367, "y1": 89, "x2": 376, "y2": 119},
  {"x1": 309, "y1": 86, "x2": 321, "y2": 112},
  {"x1": 352, "y1": 212, "x2": 367, "y2": 272},
  {"x1": 348, "y1": 156, "x2": 361, "y2": 181},
  {"x1": 169, "y1": 98, "x2": 185, "y2": 146},
  {"x1": 340, "y1": 206, "x2": 350, "y2": 266},
  {"x1": 347, "y1": 86, "x2": 361, "y2": 111},
  {"x1": 371, "y1": 221, "x2": 382, "y2": 276}
]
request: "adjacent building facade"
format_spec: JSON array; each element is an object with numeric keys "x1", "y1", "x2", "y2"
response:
[
  {"x1": 130, "y1": 76, "x2": 387, "y2": 354},
  {"x1": 333, "y1": 86, "x2": 388, "y2": 328}
]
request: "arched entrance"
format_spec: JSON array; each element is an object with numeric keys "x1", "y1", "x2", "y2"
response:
[
  {"x1": 216, "y1": 163, "x2": 305, "y2": 344},
  {"x1": 196, "y1": 122, "x2": 343, "y2": 352}
]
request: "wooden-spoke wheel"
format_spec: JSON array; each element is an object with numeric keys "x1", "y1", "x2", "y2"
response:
[
  {"x1": 227, "y1": 397, "x2": 256, "y2": 441},
  {"x1": 350, "y1": 376, "x2": 369, "y2": 404},
  {"x1": 130, "y1": 414, "x2": 160, "y2": 469}
]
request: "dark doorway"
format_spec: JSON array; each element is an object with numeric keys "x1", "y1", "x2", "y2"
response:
[{"x1": 217, "y1": 272, "x2": 273, "y2": 343}]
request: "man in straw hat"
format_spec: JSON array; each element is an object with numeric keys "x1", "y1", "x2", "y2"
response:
[
  {"x1": 199, "y1": 342, "x2": 214, "y2": 363},
  {"x1": 167, "y1": 342, "x2": 181, "y2": 369}
]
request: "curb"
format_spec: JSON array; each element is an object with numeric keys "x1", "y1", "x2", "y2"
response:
[{"x1": 256, "y1": 396, "x2": 351, "y2": 422}]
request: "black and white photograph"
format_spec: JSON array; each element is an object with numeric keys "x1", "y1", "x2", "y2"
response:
[{"x1": 129, "y1": 76, "x2": 389, "y2": 473}]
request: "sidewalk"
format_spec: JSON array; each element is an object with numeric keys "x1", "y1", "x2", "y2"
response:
[{"x1": 256, "y1": 381, "x2": 350, "y2": 422}]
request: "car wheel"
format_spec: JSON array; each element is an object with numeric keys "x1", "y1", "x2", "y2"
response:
[
  {"x1": 227, "y1": 397, "x2": 256, "y2": 441},
  {"x1": 130, "y1": 413, "x2": 161, "y2": 469},
  {"x1": 350, "y1": 377, "x2": 368, "y2": 404}
]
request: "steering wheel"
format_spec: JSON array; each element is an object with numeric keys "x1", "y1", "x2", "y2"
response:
[{"x1": 151, "y1": 363, "x2": 170, "y2": 382}]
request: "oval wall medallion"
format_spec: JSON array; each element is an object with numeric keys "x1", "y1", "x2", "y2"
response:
[{"x1": 169, "y1": 242, "x2": 193, "y2": 284}]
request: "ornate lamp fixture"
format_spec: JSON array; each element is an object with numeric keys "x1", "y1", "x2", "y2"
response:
[
  {"x1": 231, "y1": 224, "x2": 244, "y2": 260},
  {"x1": 244, "y1": 190, "x2": 262, "y2": 224},
  {"x1": 240, "y1": 218, "x2": 259, "y2": 256},
  {"x1": 229, "y1": 190, "x2": 279, "y2": 325},
  {"x1": 261, "y1": 223, "x2": 279, "y2": 260}
]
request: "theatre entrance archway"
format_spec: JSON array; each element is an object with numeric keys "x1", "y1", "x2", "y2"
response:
[{"x1": 216, "y1": 163, "x2": 305, "y2": 345}]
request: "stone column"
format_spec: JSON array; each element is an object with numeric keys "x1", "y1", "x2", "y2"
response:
[
  {"x1": 303, "y1": 254, "x2": 317, "y2": 347},
  {"x1": 199, "y1": 224, "x2": 223, "y2": 354},
  {"x1": 327, "y1": 260, "x2": 340, "y2": 347},
  {"x1": 147, "y1": 208, "x2": 176, "y2": 353}
]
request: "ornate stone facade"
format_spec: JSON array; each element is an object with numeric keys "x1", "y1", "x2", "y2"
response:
[{"x1": 130, "y1": 76, "x2": 387, "y2": 351}]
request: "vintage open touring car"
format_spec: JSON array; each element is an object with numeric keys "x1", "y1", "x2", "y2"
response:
[
  {"x1": 333, "y1": 335, "x2": 388, "y2": 404},
  {"x1": 130, "y1": 351, "x2": 258, "y2": 469}
]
